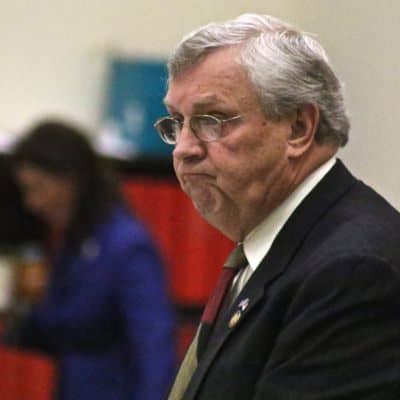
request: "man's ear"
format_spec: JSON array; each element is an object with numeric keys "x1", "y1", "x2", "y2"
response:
[{"x1": 287, "y1": 103, "x2": 320, "y2": 159}]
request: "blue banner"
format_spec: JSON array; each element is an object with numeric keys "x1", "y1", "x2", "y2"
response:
[{"x1": 99, "y1": 58, "x2": 171, "y2": 159}]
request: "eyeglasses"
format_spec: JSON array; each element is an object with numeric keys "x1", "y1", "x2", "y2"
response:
[{"x1": 153, "y1": 114, "x2": 241, "y2": 145}]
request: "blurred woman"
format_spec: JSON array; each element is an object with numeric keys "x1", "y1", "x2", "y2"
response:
[{"x1": 10, "y1": 119, "x2": 175, "y2": 400}]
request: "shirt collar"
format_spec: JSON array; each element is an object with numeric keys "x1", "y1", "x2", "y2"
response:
[{"x1": 243, "y1": 157, "x2": 336, "y2": 271}]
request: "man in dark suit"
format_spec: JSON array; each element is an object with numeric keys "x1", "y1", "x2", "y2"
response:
[{"x1": 154, "y1": 13, "x2": 400, "y2": 399}]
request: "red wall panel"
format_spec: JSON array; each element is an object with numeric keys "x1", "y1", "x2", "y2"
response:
[
  {"x1": 0, "y1": 347, "x2": 55, "y2": 400},
  {"x1": 122, "y1": 178, "x2": 233, "y2": 306}
]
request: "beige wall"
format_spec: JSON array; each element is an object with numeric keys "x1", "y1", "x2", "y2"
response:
[
  {"x1": 0, "y1": 0, "x2": 399, "y2": 207},
  {"x1": 292, "y1": 0, "x2": 400, "y2": 209},
  {"x1": 0, "y1": 0, "x2": 295, "y2": 133}
]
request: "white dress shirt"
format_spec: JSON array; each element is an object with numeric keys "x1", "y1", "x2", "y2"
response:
[{"x1": 233, "y1": 157, "x2": 336, "y2": 294}]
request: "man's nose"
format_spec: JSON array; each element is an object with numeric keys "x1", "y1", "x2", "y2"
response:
[{"x1": 172, "y1": 123, "x2": 205, "y2": 162}]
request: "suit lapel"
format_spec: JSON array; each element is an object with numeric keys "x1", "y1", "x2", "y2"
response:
[{"x1": 184, "y1": 160, "x2": 357, "y2": 399}]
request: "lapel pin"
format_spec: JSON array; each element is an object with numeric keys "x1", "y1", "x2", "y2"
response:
[
  {"x1": 238, "y1": 298, "x2": 250, "y2": 312},
  {"x1": 228, "y1": 298, "x2": 250, "y2": 328},
  {"x1": 229, "y1": 310, "x2": 242, "y2": 328}
]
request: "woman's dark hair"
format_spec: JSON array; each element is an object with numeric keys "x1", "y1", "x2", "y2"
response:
[
  {"x1": 12, "y1": 118, "x2": 122, "y2": 250},
  {"x1": 0, "y1": 154, "x2": 43, "y2": 248}
]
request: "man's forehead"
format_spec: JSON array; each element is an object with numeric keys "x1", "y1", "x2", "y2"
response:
[{"x1": 165, "y1": 76, "x2": 247, "y2": 113}]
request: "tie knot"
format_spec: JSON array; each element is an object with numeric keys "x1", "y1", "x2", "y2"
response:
[{"x1": 224, "y1": 244, "x2": 247, "y2": 270}]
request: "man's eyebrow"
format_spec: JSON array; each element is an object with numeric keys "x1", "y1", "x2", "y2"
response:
[
  {"x1": 192, "y1": 95, "x2": 221, "y2": 107},
  {"x1": 163, "y1": 95, "x2": 223, "y2": 112}
]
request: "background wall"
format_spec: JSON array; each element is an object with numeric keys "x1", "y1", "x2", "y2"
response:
[
  {"x1": 292, "y1": 0, "x2": 400, "y2": 210},
  {"x1": 0, "y1": 0, "x2": 399, "y2": 207}
]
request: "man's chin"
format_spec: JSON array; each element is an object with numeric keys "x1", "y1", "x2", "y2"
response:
[
  {"x1": 183, "y1": 182, "x2": 228, "y2": 218},
  {"x1": 192, "y1": 195, "x2": 225, "y2": 227}
]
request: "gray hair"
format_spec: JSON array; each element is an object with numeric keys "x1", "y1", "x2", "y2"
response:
[{"x1": 168, "y1": 13, "x2": 350, "y2": 147}]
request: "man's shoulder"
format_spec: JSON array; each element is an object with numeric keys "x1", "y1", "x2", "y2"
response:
[{"x1": 272, "y1": 169, "x2": 400, "y2": 289}]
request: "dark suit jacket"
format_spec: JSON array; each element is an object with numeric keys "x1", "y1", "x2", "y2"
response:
[{"x1": 184, "y1": 160, "x2": 400, "y2": 399}]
